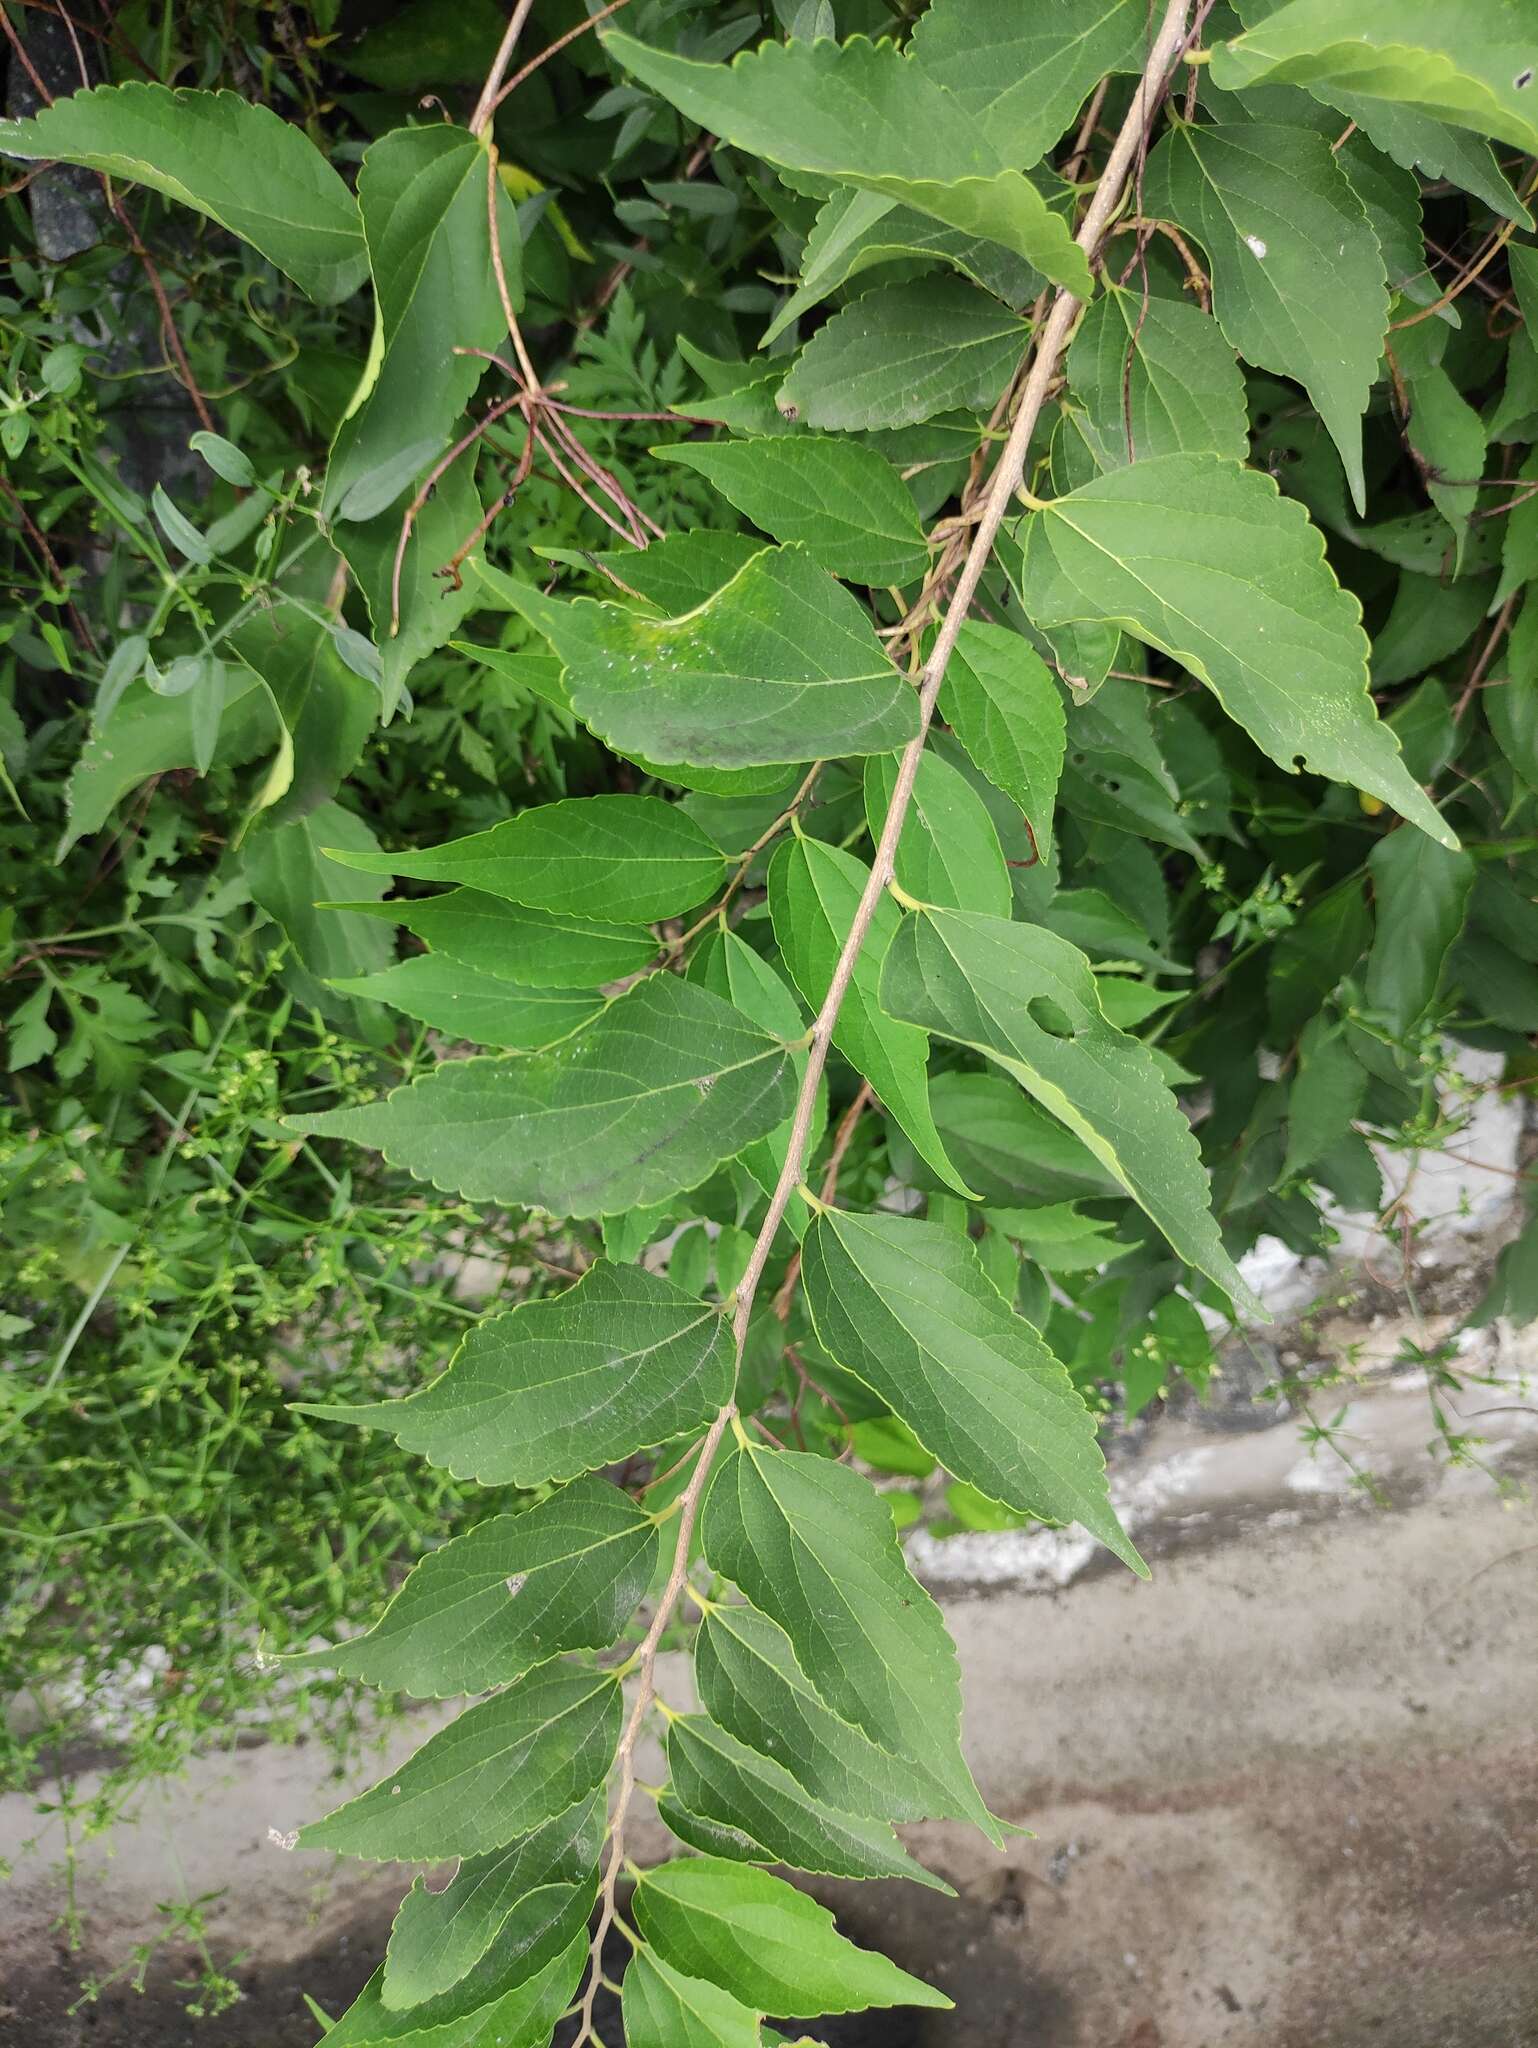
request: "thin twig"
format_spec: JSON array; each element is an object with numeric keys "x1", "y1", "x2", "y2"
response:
[
  {"x1": 468, "y1": 0, "x2": 539, "y2": 136},
  {"x1": 492, "y1": 0, "x2": 633, "y2": 113},
  {"x1": 0, "y1": 476, "x2": 98, "y2": 652},
  {"x1": 567, "y1": 5, "x2": 1196, "y2": 2037}
]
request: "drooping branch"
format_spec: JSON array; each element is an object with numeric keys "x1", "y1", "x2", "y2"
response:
[{"x1": 568, "y1": 1, "x2": 1197, "y2": 2036}]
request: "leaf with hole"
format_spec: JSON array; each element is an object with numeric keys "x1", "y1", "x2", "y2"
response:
[{"x1": 880, "y1": 907, "x2": 1262, "y2": 1315}]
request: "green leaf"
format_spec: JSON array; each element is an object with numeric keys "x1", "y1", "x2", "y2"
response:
[
  {"x1": 633, "y1": 1856, "x2": 952, "y2": 2017},
  {"x1": 383, "y1": 1797, "x2": 601, "y2": 2010},
  {"x1": 652, "y1": 437, "x2": 929, "y2": 587},
  {"x1": 762, "y1": 187, "x2": 1041, "y2": 347},
  {"x1": 1013, "y1": 454, "x2": 1455, "y2": 847},
  {"x1": 779, "y1": 277, "x2": 1027, "y2": 433},
  {"x1": 536, "y1": 530, "x2": 766, "y2": 615},
  {"x1": 880, "y1": 908, "x2": 1263, "y2": 1315},
  {"x1": 1282, "y1": 1013, "x2": 1368, "y2": 1178},
  {"x1": 919, "y1": 1072, "x2": 1122, "y2": 1205},
  {"x1": 802, "y1": 1207, "x2": 1143, "y2": 1570},
  {"x1": 768, "y1": 835, "x2": 972, "y2": 1196},
  {"x1": 910, "y1": 0, "x2": 1146, "y2": 162},
  {"x1": 341, "y1": 455, "x2": 485, "y2": 715},
  {"x1": 246, "y1": 804, "x2": 394, "y2": 985},
  {"x1": 622, "y1": 1948, "x2": 762, "y2": 2048},
  {"x1": 60, "y1": 672, "x2": 275, "y2": 855},
  {"x1": 1065, "y1": 287, "x2": 1249, "y2": 468},
  {"x1": 862, "y1": 749, "x2": 1012, "y2": 918},
  {"x1": 1365, "y1": 828, "x2": 1475, "y2": 1035},
  {"x1": 295, "y1": 1260, "x2": 732, "y2": 1486},
  {"x1": 938, "y1": 622, "x2": 1065, "y2": 864},
  {"x1": 230, "y1": 606, "x2": 375, "y2": 824},
  {"x1": 340, "y1": 889, "x2": 656, "y2": 990},
  {"x1": 1145, "y1": 124, "x2": 1387, "y2": 510},
  {"x1": 663, "y1": 1713, "x2": 951, "y2": 1889},
  {"x1": 1487, "y1": 602, "x2": 1538, "y2": 790},
  {"x1": 604, "y1": 33, "x2": 1090, "y2": 291},
  {"x1": 288, "y1": 1479, "x2": 659, "y2": 1695},
  {"x1": 326, "y1": 794, "x2": 727, "y2": 922},
  {"x1": 701, "y1": 1442, "x2": 993, "y2": 1833},
  {"x1": 1402, "y1": 363, "x2": 1485, "y2": 567},
  {"x1": 289, "y1": 975, "x2": 796, "y2": 1217},
  {"x1": 694, "y1": 1602, "x2": 966, "y2": 1829},
  {"x1": 296, "y1": 1662, "x2": 620, "y2": 1860},
  {"x1": 1211, "y1": 1, "x2": 1538, "y2": 156},
  {"x1": 322, "y1": 1927, "x2": 586, "y2": 2048},
  {"x1": 0, "y1": 84, "x2": 365, "y2": 303},
  {"x1": 324, "y1": 127, "x2": 519, "y2": 521},
  {"x1": 328, "y1": 957, "x2": 602, "y2": 1049},
  {"x1": 688, "y1": 928, "x2": 823, "y2": 1229},
  {"x1": 493, "y1": 545, "x2": 919, "y2": 768}
]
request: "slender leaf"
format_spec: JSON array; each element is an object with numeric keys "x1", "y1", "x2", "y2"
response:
[
  {"x1": 768, "y1": 835, "x2": 971, "y2": 1195},
  {"x1": 339, "y1": 889, "x2": 655, "y2": 989},
  {"x1": 330, "y1": 956, "x2": 602, "y2": 1047},
  {"x1": 325, "y1": 793, "x2": 727, "y2": 922},
  {"x1": 938, "y1": 622, "x2": 1065, "y2": 863},
  {"x1": 802, "y1": 1207, "x2": 1143, "y2": 1569},
  {"x1": 381, "y1": 1797, "x2": 602, "y2": 2010},
  {"x1": 623, "y1": 1948, "x2": 762, "y2": 2048},
  {"x1": 701, "y1": 1441, "x2": 995, "y2": 1834},
  {"x1": 780, "y1": 277, "x2": 1027, "y2": 433},
  {"x1": 322, "y1": 1927, "x2": 586, "y2": 2048},
  {"x1": 862, "y1": 750, "x2": 1011, "y2": 917}
]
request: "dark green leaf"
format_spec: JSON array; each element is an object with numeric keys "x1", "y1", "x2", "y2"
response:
[
  {"x1": 653, "y1": 437, "x2": 929, "y2": 586},
  {"x1": 862, "y1": 749, "x2": 1012, "y2": 917},
  {"x1": 1065, "y1": 287, "x2": 1249, "y2": 468},
  {"x1": 287, "y1": 1479, "x2": 658, "y2": 1695},
  {"x1": 768, "y1": 835, "x2": 971, "y2": 1195},
  {"x1": 802, "y1": 1208, "x2": 1142, "y2": 1569},
  {"x1": 880, "y1": 908, "x2": 1262, "y2": 1314},
  {"x1": 297, "y1": 1662, "x2": 620, "y2": 1860},
  {"x1": 295, "y1": 1260, "x2": 732, "y2": 1486},
  {"x1": 1365, "y1": 828, "x2": 1475, "y2": 1034},
  {"x1": 701, "y1": 1442, "x2": 996, "y2": 1835},
  {"x1": 325, "y1": 794, "x2": 727, "y2": 922},
  {"x1": 780, "y1": 278, "x2": 1026, "y2": 433},
  {"x1": 328, "y1": 957, "x2": 602, "y2": 1048},
  {"x1": 0, "y1": 84, "x2": 366, "y2": 302},
  {"x1": 340, "y1": 889, "x2": 656, "y2": 989}
]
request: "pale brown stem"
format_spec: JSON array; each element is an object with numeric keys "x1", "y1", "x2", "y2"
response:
[
  {"x1": 568, "y1": 5, "x2": 1195, "y2": 2037},
  {"x1": 468, "y1": 0, "x2": 538, "y2": 136}
]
